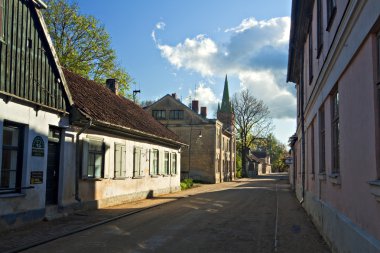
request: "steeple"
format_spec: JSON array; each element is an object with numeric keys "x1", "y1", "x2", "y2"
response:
[
  {"x1": 217, "y1": 74, "x2": 235, "y2": 132},
  {"x1": 220, "y1": 74, "x2": 232, "y2": 113}
]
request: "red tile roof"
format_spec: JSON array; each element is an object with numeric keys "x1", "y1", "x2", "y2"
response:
[{"x1": 63, "y1": 69, "x2": 180, "y2": 142}]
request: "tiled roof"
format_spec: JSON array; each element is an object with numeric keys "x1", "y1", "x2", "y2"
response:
[
  {"x1": 63, "y1": 69, "x2": 180, "y2": 142},
  {"x1": 252, "y1": 151, "x2": 267, "y2": 159}
]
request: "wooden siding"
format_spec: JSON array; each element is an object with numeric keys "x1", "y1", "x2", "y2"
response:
[{"x1": 0, "y1": 0, "x2": 67, "y2": 111}]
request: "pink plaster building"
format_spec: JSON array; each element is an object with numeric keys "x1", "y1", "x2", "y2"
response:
[{"x1": 287, "y1": 1, "x2": 380, "y2": 252}]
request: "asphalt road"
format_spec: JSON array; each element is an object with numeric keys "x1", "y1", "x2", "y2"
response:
[{"x1": 23, "y1": 175, "x2": 330, "y2": 253}]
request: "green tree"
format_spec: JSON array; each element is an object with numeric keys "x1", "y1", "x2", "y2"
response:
[
  {"x1": 44, "y1": 0, "x2": 133, "y2": 96},
  {"x1": 255, "y1": 133, "x2": 289, "y2": 172},
  {"x1": 232, "y1": 89, "x2": 273, "y2": 177}
]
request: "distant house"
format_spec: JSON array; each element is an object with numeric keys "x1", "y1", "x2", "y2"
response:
[
  {"x1": 145, "y1": 76, "x2": 237, "y2": 183},
  {"x1": 63, "y1": 69, "x2": 184, "y2": 210},
  {"x1": 0, "y1": 0, "x2": 72, "y2": 230},
  {"x1": 287, "y1": 0, "x2": 380, "y2": 252},
  {"x1": 246, "y1": 150, "x2": 271, "y2": 177}
]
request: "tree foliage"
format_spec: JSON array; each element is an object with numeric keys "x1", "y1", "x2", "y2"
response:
[
  {"x1": 232, "y1": 89, "x2": 273, "y2": 177},
  {"x1": 255, "y1": 134, "x2": 289, "y2": 172},
  {"x1": 44, "y1": 0, "x2": 133, "y2": 96}
]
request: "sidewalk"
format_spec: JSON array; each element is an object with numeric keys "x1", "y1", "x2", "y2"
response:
[{"x1": 0, "y1": 183, "x2": 226, "y2": 253}]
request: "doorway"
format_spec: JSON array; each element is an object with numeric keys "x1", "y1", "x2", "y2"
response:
[{"x1": 46, "y1": 127, "x2": 61, "y2": 205}]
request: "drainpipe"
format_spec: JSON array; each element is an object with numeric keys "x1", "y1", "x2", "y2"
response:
[
  {"x1": 300, "y1": 51, "x2": 306, "y2": 204},
  {"x1": 75, "y1": 120, "x2": 92, "y2": 202}
]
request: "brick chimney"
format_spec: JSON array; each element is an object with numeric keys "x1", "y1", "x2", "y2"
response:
[
  {"x1": 201, "y1": 107, "x2": 207, "y2": 118},
  {"x1": 192, "y1": 100, "x2": 199, "y2": 113},
  {"x1": 106, "y1": 79, "x2": 119, "y2": 95},
  {"x1": 172, "y1": 93, "x2": 177, "y2": 99}
]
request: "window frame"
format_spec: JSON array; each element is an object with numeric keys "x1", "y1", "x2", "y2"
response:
[
  {"x1": 87, "y1": 139, "x2": 104, "y2": 179},
  {"x1": 331, "y1": 88, "x2": 340, "y2": 174},
  {"x1": 310, "y1": 121, "x2": 315, "y2": 175},
  {"x1": 317, "y1": 0, "x2": 323, "y2": 58},
  {"x1": 0, "y1": 0, "x2": 5, "y2": 42},
  {"x1": 319, "y1": 105, "x2": 326, "y2": 174},
  {"x1": 151, "y1": 149, "x2": 159, "y2": 175},
  {"x1": 133, "y1": 147, "x2": 143, "y2": 177},
  {"x1": 171, "y1": 153, "x2": 177, "y2": 175},
  {"x1": 169, "y1": 110, "x2": 184, "y2": 120},
  {"x1": 152, "y1": 110, "x2": 166, "y2": 120},
  {"x1": 326, "y1": 0, "x2": 337, "y2": 32},
  {"x1": 164, "y1": 151, "x2": 170, "y2": 175},
  {"x1": 1, "y1": 121, "x2": 24, "y2": 194},
  {"x1": 309, "y1": 23, "x2": 314, "y2": 84},
  {"x1": 114, "y1": 143, "x2": 126, "y2": 179}
]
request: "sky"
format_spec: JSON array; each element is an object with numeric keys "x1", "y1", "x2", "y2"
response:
[{"x1": 72, "y1": 0, "x2": 295, "y2": 144}]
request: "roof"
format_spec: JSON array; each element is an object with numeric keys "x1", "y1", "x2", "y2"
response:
[
  {"x1": 252, "y1": 151, "x2": 268, "y2": 159},
  {"x1": 146, "y1": 94, "x2": 217, "y2": 124},
  {"x1": 63, "y1": 69, "x2": 181, "y2": 143},
  {"x1": 287, "y1": 0, "x2": 314, "y2": 83}
]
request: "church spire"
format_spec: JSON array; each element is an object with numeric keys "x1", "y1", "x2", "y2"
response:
[{"x1": 220, "y1": 74, "x2": 232, "y2": 113}]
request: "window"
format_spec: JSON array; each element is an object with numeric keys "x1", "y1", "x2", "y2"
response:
[
  {"x1": 171, "y1": 153, "x2": 177, "y2": 174},
  {"x1": 169, "y1": 110, "x2": 184, "y2": 120},
  {"x1": 133, "y1": 147, "x2": 142, "y2": 177},
  {"x1": 87, "y1": 140, "x2": 104, "y2": 178},
  {"x1": 326, "y1": 0, "x2": 336, "y2": 31},
  {"x1": 317, "y1": 0, "x2": 323, "y2": 57},
  {"x1": 0, "y1": 0, "x2": 4, "y2": 41},
  {"x1": 152, "y1": 149, "x2": 159, "y2": 175},
  {"x1": 319, "y1": 106, "x2": 326, "y2": 173},
  {"x1": 331, "y1": 89, "x2": 340, "y2": 174},
  {"x1": 309, "y1": 25, "x2": 313, "y2": 83},
  {"x1": 114, "y1": 144, "x2": 126, "y2": 178},
  {"x1": 1, "y1": 122, "x2": 24, "y2": 194},
  {"x1": 164, "y1": 151, "x2": 169, "y2": 175},
  {"x1": 152, "y1": 110, "x2": 166, "y2": 120},
  {"x1": 310, "y1": 122, "x2": 315, "y2": 174}
]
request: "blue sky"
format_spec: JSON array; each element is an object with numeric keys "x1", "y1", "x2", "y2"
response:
[{"x1": 72, "y1": 0, "x2": 295, "y2": 144}]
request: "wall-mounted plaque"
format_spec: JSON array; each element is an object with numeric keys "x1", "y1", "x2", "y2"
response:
[
  {"x1": 32, "y1": 136, "x2": 45, "y2": 156},
  {"x1": 30, "y1": 171, "x2": 43, "y2": 184}
]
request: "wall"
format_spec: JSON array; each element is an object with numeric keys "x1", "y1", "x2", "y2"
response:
[
  {"x1": 0, "y1": 99, "x2": 69, "y2": 230},
  {"x1": 64, "y1": 128, "x2": 181, "y2": 209}
]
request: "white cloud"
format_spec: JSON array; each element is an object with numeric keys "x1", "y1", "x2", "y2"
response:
[
  {"x1": 156, "y1": 21, "x2": 166, "y2": 30},
  {"x1": 185, "y1": 83, "x2": 220, "y2": 116},
  {"x1": 153, "y1": 16, "x2": 295, "y2": 119}
]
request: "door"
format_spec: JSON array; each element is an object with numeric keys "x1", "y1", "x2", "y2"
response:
[{"x1": 46, "y1": 128, "x2": 61, "y2": 205}]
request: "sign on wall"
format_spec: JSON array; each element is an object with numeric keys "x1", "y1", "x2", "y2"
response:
[
  {"x1": 30, "y1": 171, "x2": 43, "y2": 184},
  {"x1": 32, "y1": 136, "x2": 45, "y2": 156}
]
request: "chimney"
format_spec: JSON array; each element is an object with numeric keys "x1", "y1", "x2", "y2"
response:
[
  {"x1": 172, "y1": 93, "x2": 177, "y2": 99},
  {"x1": 192, "y1": 100, "x2": 199, "y2": 113},
  {"x1": 106, "y1": 79, "x2": 119, "y2": 95},
  {"x1": 201, "y1": 107, "x2": 207, "y2": 118}
]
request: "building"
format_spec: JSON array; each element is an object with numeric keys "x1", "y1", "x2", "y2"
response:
[
  {"x1": 0, "y1": 0, "x2": 72, "y2": 230},
  {"x1": 246, "y1": 150, "x2": 271, "y2": 177},
  {"x1": 0, "y1": 0, "x2": 184, "y2": 231},
  {"x1": 287, "y1": 0, "x2": 380, "y2": 252},
  {"x1": 145, "y1": 76, "x2": 236, "y2": 183},
  {"x1": 62, "y1": 70, "x2": 184, "y2": 211}
]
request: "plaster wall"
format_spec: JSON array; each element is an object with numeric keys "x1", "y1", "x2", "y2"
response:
[
  {"x1": 0, "y1": 99, "x2": 69, "y2": 228},
  {"x1": 66, "y1": 129, "x2": 181, "y2": 209}
]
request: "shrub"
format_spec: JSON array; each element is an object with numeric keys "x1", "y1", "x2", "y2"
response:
[{"x1": 180, "y1": 178, "x2": 194, "y2": 190}]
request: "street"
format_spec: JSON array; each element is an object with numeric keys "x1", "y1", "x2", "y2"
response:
[{"x1": 18, "y1": 175, "x2": 329, "y2": 253}]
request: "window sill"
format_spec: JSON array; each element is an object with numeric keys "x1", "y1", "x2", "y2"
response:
[
  {"x1": 328, "y1": 173, "x2": 341, "y2": 185},
  {"x1": 318, "y1": 173, "x2": 326, "y2": 181},
  {"x1": 113, "y1": 177, "x2": 127, "y2": 180},
  {"x1": 150, "y1": 175, "x2": 160, "y2": 178},
  {"x1": 0, "y1": 193, "x2": 26, "y2": 198},
  {"x1": 162, "y1": 174, "x2": 170, "y2": 177},
  {"x1": 368, "y1": 180, "x2": 380, "y2": 202},
  {"x1": 132, "y1": 176, "x2": 144, "y2": 179},
  {"x1": 82, "y1": 178, "x2": 103, "y2": 181},
  {"x1": 171, "y1": 174, "x2": 177, "y2": 177}
]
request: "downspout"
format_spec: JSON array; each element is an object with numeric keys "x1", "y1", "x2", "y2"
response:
[
  {"x1": 300, "y1": 50, "x2": 306, "y2": 204},
  {"x1": 75, "y1": 120, "x2": 92, "y2": 202}
]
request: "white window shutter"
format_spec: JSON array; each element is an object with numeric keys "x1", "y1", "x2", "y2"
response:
[{"x1": 81, "y1": 138, "x2": 89, "y2": 179}]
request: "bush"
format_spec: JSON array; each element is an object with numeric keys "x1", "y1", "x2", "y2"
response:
[{"x1": 180, "y1": 178, "x2": 194, "y2": 190}]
